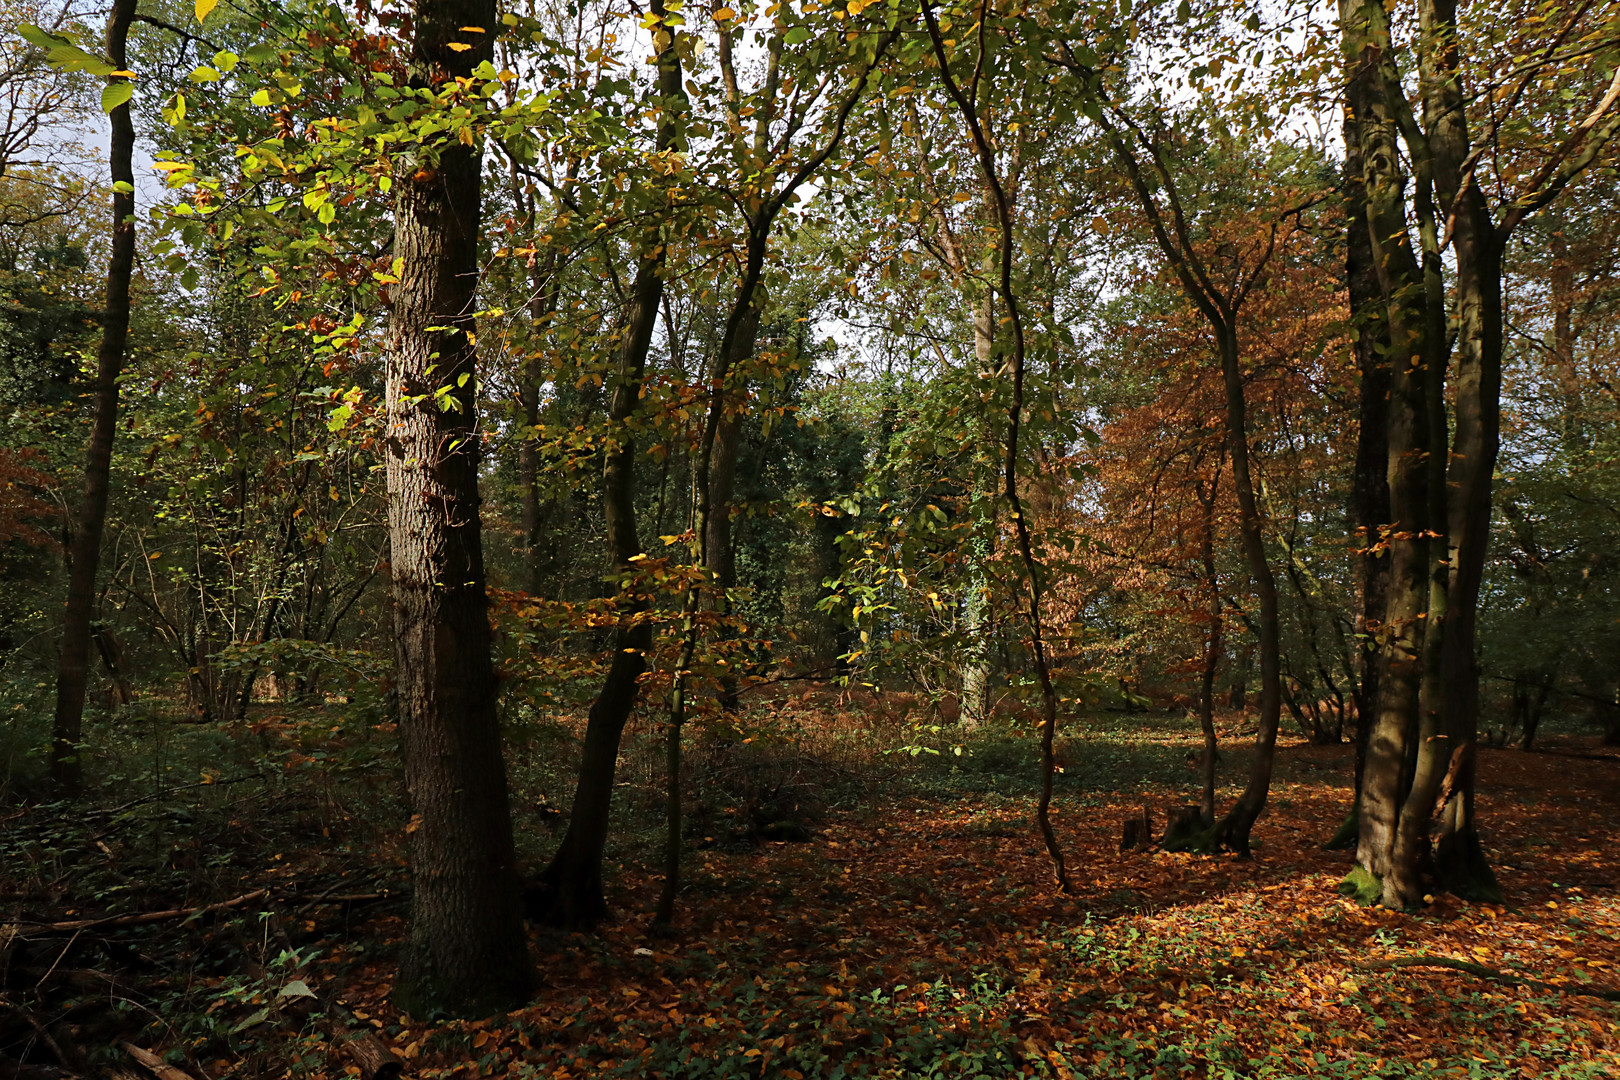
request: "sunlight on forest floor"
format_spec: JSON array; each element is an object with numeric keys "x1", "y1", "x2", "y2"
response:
[
  {"x1": 4, "y1": 705, "x2": 1617, "y2": 1078},
  {"x1": 350, "y1": 715, "x2": 1620, "y2": 1079}
]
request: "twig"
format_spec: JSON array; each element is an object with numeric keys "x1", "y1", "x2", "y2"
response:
[
  {"x1": 17, "y1": 890, "x2": 269, "y2": 934},
  {"x1": 1359, "y1": 955, "x2": 1620, "y2": 1001}
]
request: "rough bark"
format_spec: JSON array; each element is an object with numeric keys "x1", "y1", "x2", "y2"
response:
[
  {"x1": 51, "y1": 0, "x2": 137, "y2": 796},
  {"x1": 386, "y1": 0, "x2": 534, "y2": 1014}
]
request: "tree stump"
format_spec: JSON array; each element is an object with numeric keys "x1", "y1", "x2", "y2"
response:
[
  {"x1": 1120, "y1": 806, "x2": 1154, "y2": 851},
  {"x1": 1162, "y1": 805, "x2": 1206, "y2": 847}
]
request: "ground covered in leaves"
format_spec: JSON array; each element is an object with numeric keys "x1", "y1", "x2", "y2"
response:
[{"x1": 3, "y1": 700, "x2": 1618, "y2": 1078}]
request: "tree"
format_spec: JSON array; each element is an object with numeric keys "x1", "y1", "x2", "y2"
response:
[
  {"x1": 48, "y1": 0, "x2": 134, "y2": 795},
  {"x1": 1342, "y1": 0, "x2": 1620, "y2": 907},
  {"x1": 386, "y1": 0, "x2": 534, "y2": 1013},
  {"x1": 530, "y1": 0, "x2": 687, "y2": 930}
]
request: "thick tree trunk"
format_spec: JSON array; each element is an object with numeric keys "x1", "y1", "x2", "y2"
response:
[
  {"x1": 1382, "y1": 0, "x2": 1501, "y2": 907},
  {"x1": 387, "y1": 0, "x2": 534, "y2": 1014},
  {"x1": 1344, "y1": 69, "x2": 1391, "y2": 798},
  {"x1": 535, "y1": 3, "x2": 684, "y2": 928},
  {"x1": 1344, "y1": 0, "x2": 1432, "y2": 895},
  {"x1": 1431, "y1": 196, "x2": 1503, "y2": 902},
  {"x1": 52, "y1": 0, "x2": 137, "y2": 796}
]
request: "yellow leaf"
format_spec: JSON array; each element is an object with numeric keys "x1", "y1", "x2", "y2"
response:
[
  {"x1": 446, "y1": 41, "x2": 472, "y2": 51},
  {"x1": 714, "y1": 6, "x2": 737, "y2": 18},
  {"x1": 195, "y1": 0, "x2": 217, "y2": 21},
  {"x1": 458, "y1": 26, "x2": 486, "y2": 32}
]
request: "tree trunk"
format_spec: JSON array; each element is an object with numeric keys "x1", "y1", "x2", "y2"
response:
[
  {"x1": 387, "y1": 0, "x2": 534, "y2": 1015},
  {"x1": 517, "y1": 251, "x2": 559, "y2": 597},
  {"x1": 702, "y1": 305, "x2": 759, "y2": 713},
  {"x1": 1196, "y1": 476, "x2": 1222, "y2": 826},
  {"x1": 1344, "y1": 63, "x2": 1391, "y2": 798},
  {"x1": 1342, "y1": 0, "x2": 1438, "y2": 902},
  {"x1": 1211, "y1": 327, "x2": 1282, "y2": 854},
  {"x1": 51, "y1": 0, "x2": 137, "y2": 796},
  {"x1": 1384, "y1": 0, "x2": 1502, "y2": 907},
  {"x1": 1431, "y1": 189, "x2": 1504, "y2": 902},
  {"x1": 1547, "y1": 221, "x2": 1581, "y2": 441},
  {"x1": 534, "y1": 1, "x2": 684, "y2": 928},
  {"x1": 959, "y1": 289, "x2": 996, "y2": 728}
]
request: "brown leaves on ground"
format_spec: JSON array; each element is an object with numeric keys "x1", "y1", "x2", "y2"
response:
[{"x1": 323, "y1": 724, "x2": 1620, "y2": 1079}]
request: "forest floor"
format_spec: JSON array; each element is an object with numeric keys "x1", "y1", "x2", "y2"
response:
[{"x1": 3, "y1": 696, "x2": 1619, "y2": 1079}]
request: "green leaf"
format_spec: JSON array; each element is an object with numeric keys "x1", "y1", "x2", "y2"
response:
[
  {"x1": 212, "y1": 50, "x2": 239, "y2": 72},
  {"x1": 17, "y1": 22, "x2": 65, "y2": 50},
  {"x1": 101, "y1": 82, "x2": 133, "y2": 113},
  {"x1": 784, "y1": 26, "x2": 812, "y2": 45},
  {"x1": 112, "y1": 180, "x2": 134, "y2": 193},
  {"x1": 189, "y1": 65, "x2": 221, "y2": 82},
  {"x1": 57, "y1": 46, "x2": 115, "y2": 76},
  {"x1": 1176, "y1": 0, "x2": 1190, "y2": 22},
  {"x1": 230, "y1": 1008, "x2": 270, "y2": 1034}
]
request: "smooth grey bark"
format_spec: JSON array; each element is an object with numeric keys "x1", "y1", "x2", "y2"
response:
[
  {"x1": 1343, "y1": 59, "x2": 1390, "y2": 798},
  {"x1": 387, "y1": 0, "x2": 534, "y2": 1014},
  {"x1": 1343, "y1": 0, "x2": 1432, "y2": 892},
  {"x1": 52, "y1": 0, "x2": 137, "y2": 796}
]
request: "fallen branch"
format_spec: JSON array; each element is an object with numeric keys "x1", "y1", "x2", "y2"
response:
[
  {"x1": 1358, "y1": 955, "x2": 1620, "y2": 1001},
  {"x1": 17, "y1": 890, "x2": 269, "y2": 934},
  {"x1": 119, "y1": 1044, "x2": 190, "y2": 1080}
]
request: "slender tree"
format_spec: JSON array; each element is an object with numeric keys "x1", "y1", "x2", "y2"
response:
[
  {"x1": 923, "y1": 0, "x2": 1072, "y2": 890},
  {"x1": 532, "y1": 0, "x2": 686, "y2": 928},
  {"x1": 51, "y1": 0, "x2": 136, "y2": 795},
  {"x1": 1060, "y1": 64, "x2": 1296, "y2": 853}
]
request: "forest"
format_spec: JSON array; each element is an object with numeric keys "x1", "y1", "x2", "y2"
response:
[{"x1": 1, "y1": 0, "x2": 1619, "y2": 1075}]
